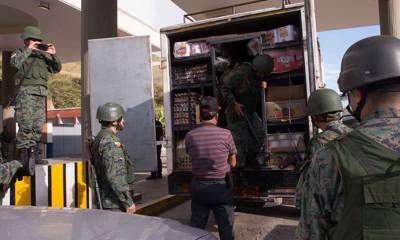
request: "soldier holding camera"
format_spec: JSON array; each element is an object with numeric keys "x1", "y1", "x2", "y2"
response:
[{"x1": 10, "y1": 26, "x2": 62, "y2": 175}]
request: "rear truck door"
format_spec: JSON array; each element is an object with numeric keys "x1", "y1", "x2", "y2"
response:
[
  {"x1": 160, "y1": 33, "x2": 174, "y2": 175},
  {"x1": 88, "y1": 36, "x2": 157, "y2": 172}
]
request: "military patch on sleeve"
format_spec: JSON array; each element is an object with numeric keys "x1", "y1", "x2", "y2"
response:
[{"x1": 114, "y1": 141, "x2": 122, "y2": 148}]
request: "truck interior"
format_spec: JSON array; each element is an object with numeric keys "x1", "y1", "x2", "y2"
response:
[{"x1": 166, "y1": 7, "x2": 314, "y2": 202}]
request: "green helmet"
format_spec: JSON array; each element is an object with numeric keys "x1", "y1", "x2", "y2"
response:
[
  {"x1": 21, "y1": 26, "x2": 43, "y2": 41},
  {"x1": 338, "y1": 36, "x2": 400, "y2": 92},
  {"x1": 307, "y1": 88, "x2": 343, "y2": 116},
  {"x1": 96, "y1": 102, "x2": 124, "y2": 122},
  {"x1": 252, "y1": 55, "x2": 274, "y2": 76}
]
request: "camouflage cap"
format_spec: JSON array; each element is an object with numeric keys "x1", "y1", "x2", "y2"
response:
[{"x1": 21, "y1": 26, "x2": 43, "y2": 41}]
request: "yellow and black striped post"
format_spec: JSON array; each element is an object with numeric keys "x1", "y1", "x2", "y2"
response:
[{"x1": 3, "y1": 161, "x2": 89, "y2": 208}]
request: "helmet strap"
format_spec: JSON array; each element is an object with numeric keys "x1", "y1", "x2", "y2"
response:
[{"x1": 348, "y1": 88, "x2": 368, "y2": 122}]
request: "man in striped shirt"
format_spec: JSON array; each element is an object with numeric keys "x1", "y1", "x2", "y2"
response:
[{"x1": 185, "y1": 96, "x2": 237, "y2": 240}]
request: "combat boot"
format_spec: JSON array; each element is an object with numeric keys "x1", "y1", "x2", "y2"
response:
[
  {"x1": 16, "y1": 148, "x2": 30, "y2": 180},
  {"x1": 34, "y1": 144, "x2": 48, "y2": 165}
]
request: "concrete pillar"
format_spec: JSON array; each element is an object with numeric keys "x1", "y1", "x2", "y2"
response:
[
  {"x1": 81, "y1": 0, "x2": 118, "y2": 160},
  {"x1": 1, "y1": 51, "x2": 16, "y2": 160},
  {"x1": 379, "y1": 0, "x2": 400, "y2": 37}
]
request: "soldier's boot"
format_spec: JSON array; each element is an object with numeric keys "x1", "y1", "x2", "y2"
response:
[
  {"x1": 34, "y1": 144, "x2": 48, "y2": 165},
  {"x1": 16, "y1": 148, "x2": 30, "y2": 180}
]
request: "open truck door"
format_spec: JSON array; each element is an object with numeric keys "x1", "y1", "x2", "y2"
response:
[{"x1": 88, "y1": 36, "x2": 157, "y2": 172}]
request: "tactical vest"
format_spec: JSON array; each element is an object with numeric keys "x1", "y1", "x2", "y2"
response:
[
  {"x1": 92, "y1": 129, "x2": 134, "y2": 208},
  {"x1": 15, "y1": 50, "x2": 49, "y2": 87},
  {"x1": 328, "y1": 130, "x2": 400, "y2": 240}
]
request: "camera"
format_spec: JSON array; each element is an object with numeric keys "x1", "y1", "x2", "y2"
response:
[{"x1": 35, "y1": 43, "x2": 49, "y2": 51}]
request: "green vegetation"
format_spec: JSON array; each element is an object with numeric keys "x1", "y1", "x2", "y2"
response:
[{"x1": 48, "y1": 74, "x2": 81, "y2": 108}]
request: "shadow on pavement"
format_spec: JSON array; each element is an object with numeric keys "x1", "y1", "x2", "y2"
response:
[{"x1": 263, "y1": 224, "x2": 297, "y2": 240}]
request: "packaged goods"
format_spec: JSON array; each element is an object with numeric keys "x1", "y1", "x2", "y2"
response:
[
  {"x1": 190, "y1": 41, "x2": 210, "y2": 56},
  {"x1": 174, "y1": 42, "x2": 190, "y2": 58},
  {"x1": 176, "y1": 139, "x2": 191, "y2": 169},
  {"x1": 276, "y1": 25, "x2": 299, "y2": 43},
  {"x1": 173, "y1": 41, "x2": 210, "y2": 58},
  {"x1": 261, "y1": 25, "x2": 299, "y2": 46},
  {"x1": 266, "y1": 84, "x2": 305, "y2": 101},
  {"x1": 173, "y1": 64, "x2": 209, "y2": 86},
  {"x1": 266, "y1": 133, "x2": 306, "y2": 152},
  {"x1": 173, "y1": 92, "x2": 200, "y2": 126},
  {"x1": 261, "y1": 30, "x2": 278, "y2": 45},
  {"x1": 265, "y1": 99, "x2": 306, "y2": 119},
  {"x1": 263, "y1": 47, "x2": 304, "y2": 73}
]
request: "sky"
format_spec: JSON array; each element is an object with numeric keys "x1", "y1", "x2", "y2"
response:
[{"x1": 317, "y1": 25, "x2": 380, "y2": 93}]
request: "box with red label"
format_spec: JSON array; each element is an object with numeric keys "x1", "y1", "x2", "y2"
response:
[{"x1": 263, "y1": 47, "x2": 304, "y2": 73}]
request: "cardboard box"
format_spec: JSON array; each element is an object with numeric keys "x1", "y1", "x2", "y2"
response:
[
  {"x1": 173, "y1": 42, "x2": 190, "y2": 58},
  {"x1": 276, "y1": 25, "x2": 299, "y2": 43},
  {"x1": 263, "y1": 47, "x2": 304, "y2": 73},
  {"x1": 266, "y1": 84, "x2": 305, "y2": 101},
  {"x1": 266, "y1": 133, "x2": 306, "y2": 152},
  {"x1": 261, "y1": 25, "x2": 299, "y2": 45},
  {"x1": 265, "y1": 99, "x2": 306, "y2": 120}
]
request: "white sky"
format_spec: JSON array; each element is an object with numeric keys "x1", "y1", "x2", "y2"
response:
[{"x1": 118, "y1": 0, "x2": 186, "y2": 30}]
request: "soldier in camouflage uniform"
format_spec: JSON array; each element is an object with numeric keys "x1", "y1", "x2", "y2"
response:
[
  {"x1": 10, "y1": 26, "x2": 62, "y2": 171},
  {"x1": 0, "y1": 147, "x2": 23, "y2": 203},
  {"x1": 220, "y1": 55, "x2": 273, "y2": 184},
  {"x1": 92, "y1": 103, "x2": 136, "y2": 214},
  {"x1": 296, "y1": 36, "x2": 400, "y2": 240},
  {"x1": 0, "y1": 161, "x2": 23, "y2": 204},
  {"x1": 295, "y1": 88, "x2": 352, "y2": 234}
]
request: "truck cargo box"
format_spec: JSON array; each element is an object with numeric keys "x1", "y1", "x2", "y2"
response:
[{"x1": 161, "y1": 3, "x2": 322, "y2": 202}]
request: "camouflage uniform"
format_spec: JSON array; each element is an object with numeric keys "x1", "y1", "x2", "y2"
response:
[
  {"x1": 295, "y1": 120, "x2": 352, "y2": 235},
  {"x1": 0, "y1": 160, "x2": 23, "y2": 203},
  {"x1": 10, "y1": 47, "x2": 61, "y2": 149},
  {"x1": 220, "y1": 63, "x2": 264, "y2": 167},
  {"x1": 295, "y1": 108, "x2": 400, "y2": 239},
  {"x1": 92, "y1": 128, "x2": 135, "y2": 211}
]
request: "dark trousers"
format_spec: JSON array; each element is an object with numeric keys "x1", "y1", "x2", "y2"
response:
[
  {"x1": 190, "y1": 178, "x2": 234, "y2": 240},
  {"x1": 151, "y1": 145, "x2": 162, "y2": 176}
]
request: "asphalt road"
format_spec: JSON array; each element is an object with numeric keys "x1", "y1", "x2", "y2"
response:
[{"x1": 159, "y1": 201, "x2": 299, "y2": 240}]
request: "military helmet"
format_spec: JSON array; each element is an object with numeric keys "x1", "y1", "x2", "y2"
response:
[
  {"x1": 337, "y1": 36, "x2": 400, "y2": 92},
  {"x1": 96, "y1": 102, "x2": 124, "y2": 122},
  {"x1": 307, "y1": 88, "x2": 343, "y2": 116},
  {"x1": 252, "y1": 55, "x2": 274, "y2": 76},
  {"x1": 21, "y1": 26, "x2": 43, "y2": 41}
]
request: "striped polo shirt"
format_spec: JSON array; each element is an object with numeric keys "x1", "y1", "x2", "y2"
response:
[{"x1": 185, "y1": 123, "x2": 237, "y2": 178}]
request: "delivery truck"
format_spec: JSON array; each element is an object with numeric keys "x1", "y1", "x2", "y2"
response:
[{"x1": 160, "y1": 2, "x2": 324, "y2": 204}]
